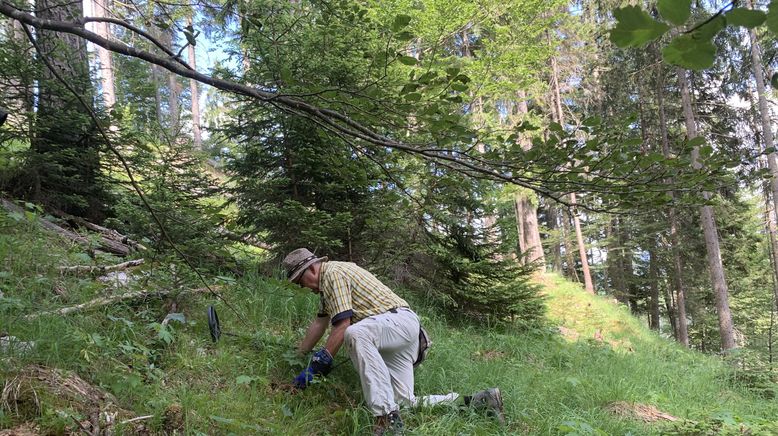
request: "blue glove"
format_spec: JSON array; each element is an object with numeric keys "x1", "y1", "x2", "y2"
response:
[{"x1": 293, "y1": 349, "x2": 333, "y2": 389}]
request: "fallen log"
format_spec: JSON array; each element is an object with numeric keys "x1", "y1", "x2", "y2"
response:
[
  {"x1": 59, "y1": 259, "x2": 145, "y2": 275},
  {"x1": 25, "y1": 286, "x2": 215, "y2": 320},
  {"x1": 0, "y1": 198, "x2": 133, "y2": 256},
  {"x1": 49, "y1": 209, "x2": 147, "y2": 252}
]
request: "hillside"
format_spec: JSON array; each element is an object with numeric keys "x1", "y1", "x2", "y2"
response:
[{"x1": 2, "y1": 213, "x2": 778, "y2": 435}]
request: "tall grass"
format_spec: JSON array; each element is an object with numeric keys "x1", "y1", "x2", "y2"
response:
[{"x1": 2, "y1": 214, "x2": 778, "y2": 434}]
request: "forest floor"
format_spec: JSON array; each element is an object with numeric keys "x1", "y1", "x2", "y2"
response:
[{"x1": 2, "y1": 209, "x2": 778, "y2": 435}]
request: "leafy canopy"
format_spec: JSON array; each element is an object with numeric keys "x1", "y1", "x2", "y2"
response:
[{"x1": 610, "y1": 1, "x2": 778, "y2": 74}]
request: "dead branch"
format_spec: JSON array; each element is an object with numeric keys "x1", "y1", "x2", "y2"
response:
[
  {"x1": 0, "y1": 2, "x2": 563, "y2": 203},
  {"x1": 49, "y1": 209, "x2": 147, "y2": 251},
  {"x1": 25, "y1": 286, "x2": 215, "y2": 320},
  {"x1": 59, "y1": 259, "x2": 145, "y2": 275},
  {"x1": 0, "y1": 198, "x2": 132, "y2": 256}
]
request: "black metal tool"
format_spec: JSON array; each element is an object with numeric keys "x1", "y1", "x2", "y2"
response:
[{"x1": 208, "y1": 305, "x2": 250, "y2": 342}]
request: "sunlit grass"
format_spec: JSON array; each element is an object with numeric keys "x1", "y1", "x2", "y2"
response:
[{"x1": 2, "y1": 214, "x2": 778, "y2": 434}]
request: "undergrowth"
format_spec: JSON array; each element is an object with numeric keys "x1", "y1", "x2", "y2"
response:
[{"x1": 2, "y1": 211, "x2": 778, "y2": 434}]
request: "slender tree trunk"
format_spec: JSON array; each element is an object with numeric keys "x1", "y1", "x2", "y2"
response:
[
  {"x1": 92, "y1": 0, "x2": 115, "y2": 109},
  {"x1": 746, "y1": 0, "x2": 778, "y2": 309},
  {"x1": 550, "y1": 53, "x2": 593, "y2": 292},
  {"x1": 764, "y1": 177, "x2": 778, "y2": 309},
  {"x1": 162, "y1": 28, "x2": 181, "y2": 135},
  {"x1": 663, "y1": 280, "x2": 678, "y2": 339},
  {"x1": 571, "y1": 194, "x2": 594, "y2": 294},
  {"x1": 187, "y1": 15, "x2": 202, "y2": 149},
  {"x1": 514, "y1": 195, "x2": 526, "y2": 260},
  {"x1": 547, "y1": 206, "x2": 563, "y2": 272},
  {"x1": 561, "y1": 211, "x2": 580, "y2": 282},
  {"x1": 678, "y1": 68, "x2": 736, "y2": 352},
  {"x1": 607, "y1": 218, "x2": 626, "y2": 300},
  {"x1": 648, "y1": 245, "x2": 661, "y2": 330},
  {"x1": 654, "y1": 45, "x2": 689, "y2": 346}
]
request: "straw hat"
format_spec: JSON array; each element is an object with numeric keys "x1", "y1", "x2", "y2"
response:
[{"x1": 282, "y1": 248, "x2": 328, "y2": 283}]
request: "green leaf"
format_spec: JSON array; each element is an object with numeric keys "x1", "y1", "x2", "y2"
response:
[
  {"x1": 687, "y1": 136, "x2": 706, "y2": 148},
  {"x1": 453, "y1": 74, "x2": 471, "y2": 84},
  {"x1": 451, "y1": 83, "x2": 468, "y2": 92},
  {"x1": 404, "y1": 92, "x2": 422, "y2": 102},
  {"x1": 726, "y1": 8, "x2": 766, "y2": 28},
  {"x1": 610, "y1": 6, "x2": 670, "y2": 48},
  {"x1": 693, "y1": 15, "x2": 726, "y2": 40},
  {"x1": 392, "y1": 14, "x2": 412, "y2": 32},
  {"x1": 662, "y1": 35, "x2": 716, "y2": 70},
  {"x1": 395, "y1": 31, "x2": 414, "y2": 41},
  {"x1": 658, "y1": 0, "x2": 692, "y2": 26},
  {"x1": 397, "y1": 55, "x2": 418, "y2": 66},
  {"x1": 768, "y1": 1, "x2": 778, "y2": 34}
]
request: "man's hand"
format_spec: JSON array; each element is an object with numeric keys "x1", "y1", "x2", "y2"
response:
[{"x1": 292, "y1": 348, "x2": 334, "y2": 389}]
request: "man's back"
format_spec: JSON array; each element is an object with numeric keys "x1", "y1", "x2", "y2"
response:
[{"x1": 319, "y1": 261, "x2": 408, "y2": 323}]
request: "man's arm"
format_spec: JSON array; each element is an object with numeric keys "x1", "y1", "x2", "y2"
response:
[
  {"x1": 298, "y1": 315, "x2": 330, "y2": 354},
  {"x1": 324, "y1": 317, "x2": 351, "y2": 357}
]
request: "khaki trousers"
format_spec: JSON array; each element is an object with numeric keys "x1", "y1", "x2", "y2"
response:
[{"x1": 344, "y1": 308, "x2": 459, "y2": 416}]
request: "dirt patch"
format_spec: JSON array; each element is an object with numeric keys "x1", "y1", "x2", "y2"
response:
[
  {"x1": 606, "y1": 401, "x2": 678, "y2": 422},
  {"x1": 558, "y1": 326, "x2": 580, "y2": 341}
]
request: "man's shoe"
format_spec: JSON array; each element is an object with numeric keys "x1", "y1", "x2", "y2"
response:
[
  {"x1": 469, "y1": 387, "x2": 505, "y2": 424},
  {"x1": 373, "y1": 410, "x2": 404, "y2": 436}
]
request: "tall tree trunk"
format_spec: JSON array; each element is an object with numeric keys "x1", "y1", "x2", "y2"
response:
[
  {"x1": 162, "y1": 28, "x2": 181, "y2": 135},
  {"x1": 655, "y1": 52, "x2": 689, "y2": 346},
  {"x1": 561, "y1": 211, "x2": 580, "y2": 282},
  {"x1": 678, "y1": 68, "x2": 736, "y2": 352},
  {"x1": 547, "y1": 206, "x2": 563, "y2": 272},
  {"x1": 32, "y1": 0, "x2": 104, "y2": 218},
  {"x1": 746, "y1": 0, "x2": 778, "y2": 309},
  {"x1": 571, "y1": 194, "x2": 594, "y2": 294},
  {"x1": 513, "y1": 94, "x2": 545, "y2": 270},
  {"x1": 550, "y1": 52, "x2": 593, "y2": 292},
  {"x1": 606, "y1": 218, "x2": 626, "y2": 300},
  {"x1": 92, "y1": 0, "x2": 115, "y2": 109},
  {"x1": 149, "y1": 26, "x2": 164, "y2": 126},
  {"x1": 648, "y1": 245, "x2": 661, "y2": 330},
  {"x1": 187, "y1": 15, "x2": 202, "y2": 148},
  {"x1": 663, "y1": 281, "x2": 678, "y2": 339},
  {"x1": 2, "y1": 20, "x2": 33, "y2": 133}
]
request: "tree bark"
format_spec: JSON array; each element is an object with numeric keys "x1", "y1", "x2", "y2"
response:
[
  {"x1": 547, "y1": 206, "x2": 563, "y2": 272},
  {"x1": 571, "y1": 193, "x2": 595, "y2": 294},
  {"x1": 561, "y1": 210, "x2": 580, "y2": 283},
  {"x1": 550, "y1": 53, "x2": 593, "y2": 292},
  {"x1": 92, "y1": 0, "x2": 115, "y2": 109},
  {"x1": 648, "y1": 245, "x2": 661, "y2": 330},
  {"x1": 678, "y1": 68, "x2": 736, "y2": 351},
  {"x1": 655, "y1": 50, "x2": 689, "y2": 346},
  {"x1": 746, "y1": 0, "x2": 778, "y2": 311},
  {"x1": 513, "y1": 94, "x2": 545, "y2": 270},
  {"x1": 165, "y1": 28, "x2": 181, "y2": 135},
  {"x1": 187, "y1": 15, "x2": 202, "y2": 149}
]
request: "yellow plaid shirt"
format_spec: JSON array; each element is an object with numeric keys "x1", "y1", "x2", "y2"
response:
[{"x1": 317, "y1": 261, "x2": 408, "y2": 324}]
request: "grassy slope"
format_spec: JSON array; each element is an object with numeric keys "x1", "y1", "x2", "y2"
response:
[{"x1": 2, "y1": 215, "x2": 778, "y2": 435}]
